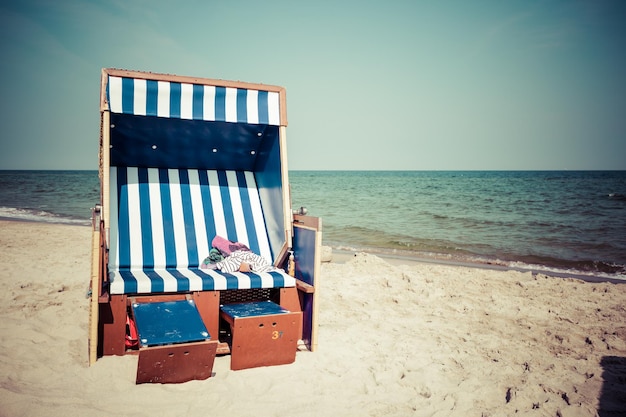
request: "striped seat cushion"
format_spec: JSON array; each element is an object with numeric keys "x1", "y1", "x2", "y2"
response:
[{"x1": 108, "y1": 166, "x2": 294, "y2": 295}]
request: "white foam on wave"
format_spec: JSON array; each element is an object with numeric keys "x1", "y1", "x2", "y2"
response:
[
  {"x1": 504, "y1": 260, "x2": 626, "y2": 282},
  {"x1": 0, "y1": 206, "x2": 90, "y2": 226},
  {"x1": 331, "y1": 244, "x2": 626, "y2": 283}
]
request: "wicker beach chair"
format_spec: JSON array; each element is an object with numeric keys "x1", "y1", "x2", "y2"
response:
[{"x1": 88, "y1": 69, "x2": 321, "y2": 382}]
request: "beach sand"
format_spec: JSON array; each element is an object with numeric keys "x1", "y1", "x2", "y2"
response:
[{"x1": 1, "y1": 220, "x2": 625, "y2": 416}]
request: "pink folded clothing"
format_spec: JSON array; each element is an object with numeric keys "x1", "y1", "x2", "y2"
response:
[{"x1": 211, "y1": 235, "x2": 251, "y2": 257}]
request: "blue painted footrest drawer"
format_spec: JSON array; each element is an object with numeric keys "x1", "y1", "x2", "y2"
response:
[
  {"x1": 220, "y1": 300, "x2": 289, "y2": 319},
  {"x1": 132, "y1": 299, "x2": 210, "y2": 347},
  {"x1": 220, "y1": 300, "x2": 301, "y2": 371}
]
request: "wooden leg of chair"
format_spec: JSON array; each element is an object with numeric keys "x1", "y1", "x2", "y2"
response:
[
  {"x1": 101, "y1": 294, "x2": 127, "y2": 356},
  {"x1": 279, "y1": 287, "x2": 303, "y2": 340},
  {"x1": 279, "y1": 287, "x2": 301, "y2": 312},
  {"x1": 192, "y1": 291, "x2": 220, "y2": 342}
]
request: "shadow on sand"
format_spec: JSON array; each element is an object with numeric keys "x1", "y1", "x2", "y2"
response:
[{"x1": 599, "y1": 356, "x2": 626, "y2": 416}]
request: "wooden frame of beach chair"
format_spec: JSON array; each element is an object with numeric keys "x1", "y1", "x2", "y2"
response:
[{"x1": 88, "y1": 69, "x2": 322, "y2": 378}]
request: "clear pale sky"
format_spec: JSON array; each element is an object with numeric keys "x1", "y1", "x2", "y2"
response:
[{"x1": 1, "y1": 0, "x2": 625, "y2": 170}]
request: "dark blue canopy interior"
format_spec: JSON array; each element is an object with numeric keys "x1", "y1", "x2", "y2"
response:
[{"x1": 110, "y1": 113, "x2": 281, "y2": 172}]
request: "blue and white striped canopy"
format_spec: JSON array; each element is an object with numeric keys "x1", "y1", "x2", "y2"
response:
[
  {"x1": 102, "y1": 69, "x2": 288, "y2": 172},
  {"x1": 106, "y1": 74, "x2": 283, "y2": 125}
]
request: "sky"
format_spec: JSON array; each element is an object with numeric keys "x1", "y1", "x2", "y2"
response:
[{"x1": 1, "y1": 0, "x2": 625, "y2": 170}]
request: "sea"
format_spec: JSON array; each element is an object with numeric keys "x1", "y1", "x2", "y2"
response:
[{"x1": 1, "y1": 170, "x2": 625, "y2": 281}]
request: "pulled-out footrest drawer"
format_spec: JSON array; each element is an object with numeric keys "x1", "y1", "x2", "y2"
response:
[
  {"x1": 132, "y1": 299, "x2": 217, "y2": 384},
  {"x1": 220, "y1": 301, "x2": 302, "y2": 371}
]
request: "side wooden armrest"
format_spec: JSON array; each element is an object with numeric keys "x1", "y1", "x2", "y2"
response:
[{"x1": 295, "y1": 279, "x2": 315, "y2": 294}]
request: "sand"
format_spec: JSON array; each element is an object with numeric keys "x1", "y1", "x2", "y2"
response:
[{"x1": 0, "y1": 220, "x2": 625, "y2": 417}]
